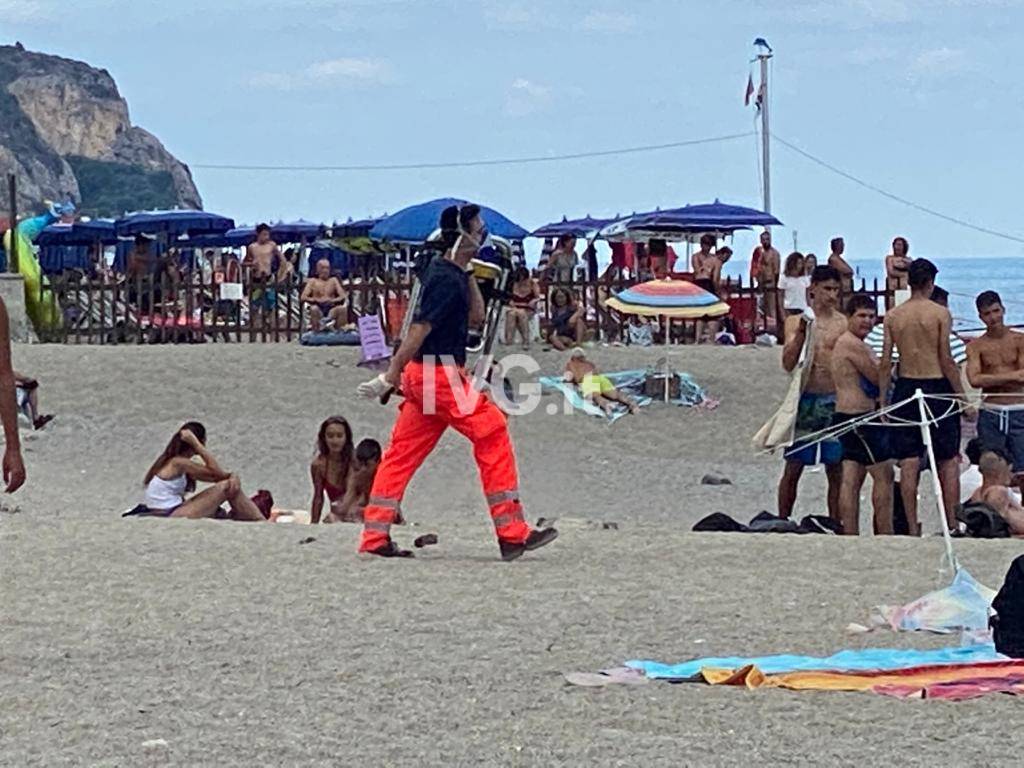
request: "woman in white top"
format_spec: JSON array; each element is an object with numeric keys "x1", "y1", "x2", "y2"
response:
[
  {"x1": 142, "y1": 422, "x2": 265, "y2": 521},
  {"x1": 777, "y1": 251, "x2": 811, "y2": 316}
]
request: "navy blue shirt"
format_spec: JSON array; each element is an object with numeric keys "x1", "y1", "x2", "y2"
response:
[{"x1": 414, "y1": 257, "x2": 469, "y2": 366}]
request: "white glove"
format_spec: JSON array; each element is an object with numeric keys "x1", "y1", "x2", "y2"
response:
[{"x1": 357, "y1": 373, "x2": 392, "y2": 399}]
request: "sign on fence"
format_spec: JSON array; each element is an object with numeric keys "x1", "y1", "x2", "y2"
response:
[{"x1": 219, "y1": 283, "x2": 243, "y2": 301}]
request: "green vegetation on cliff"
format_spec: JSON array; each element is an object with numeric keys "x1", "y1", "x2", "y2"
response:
[{"x1": 65, "y1": 156, "x2": 178, "y2": 217}]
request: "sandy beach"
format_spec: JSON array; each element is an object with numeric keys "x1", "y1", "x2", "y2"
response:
[{"x1": 2, "y1": 343, "x2": 1022, "y2": 766}]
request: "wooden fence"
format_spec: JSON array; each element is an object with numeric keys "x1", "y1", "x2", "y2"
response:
[{"x1": 38, "y1": 271, "x2": 894, "y2": 345}]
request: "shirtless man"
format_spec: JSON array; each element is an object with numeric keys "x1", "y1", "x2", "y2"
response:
[
  {"x1": 752, "y1": 230, "x2": 781, "y2": 329},
  {"x1": 969, "y1": 450, "x2": 1024, "y2": 536},
  {"x1": 126, "y1": 234, "x2": 156, "y2": 280},
  {"x1": 245, "y1": 223, "x2": 280, "y2": 279},
  {"x1": 692, "y1": 234, "x2": 716, "y2": 274},
  {"x1": 300, "y1": 258, "x2": 349, "y2": 331},
  {"x1": 778, "y1": 265, "x2": 847, "y2": 520},
  {"x1": 827, "y1": 237, "x2": 854, "y2": 295},
  {"x1": 830, "y1": 294, "x2": 894, "y2": 535},
  {"x1": 966, "y1": 291, "x2": 1024, "y2": 480},
  {"x1": 694, "y1": 247, "x2": 732, "y2": 343},
  {"x1": 885, "y1": 236, "x2": 911, "y2": 309},
  {"x1": 564, "y1": 347, "x2": 637, "y2": 415},
  {"x1": 880, "y1": 258, "x2": 963, "y2": 534}
]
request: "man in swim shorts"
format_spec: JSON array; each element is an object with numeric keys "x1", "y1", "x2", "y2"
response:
[
  {"x1": 564, "y1": 347, "x2": 638, "y2": 415},
  {"x1": 300, "y1": 258, "x2": 349, "y2": 331},
  {"x1": 830, "y1": 294, "x2": 893, "y2": 535},
  {"x1": 967, "y1": 290, "x2": 1024, "y2": 488},
  {"x1": 778, "y1": 265, "x2": 847, "y2": 521},
  {"x1": 880, "y1": 258, "x2": 963, "y2": 534}
]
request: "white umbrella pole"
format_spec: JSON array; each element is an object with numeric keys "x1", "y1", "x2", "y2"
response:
[
  {"x1": 663, "y1": 314, "x2": 669, "y2": 402},
  {"x1": 916, "y1": 389, "x2": 958, "y2": 572}
]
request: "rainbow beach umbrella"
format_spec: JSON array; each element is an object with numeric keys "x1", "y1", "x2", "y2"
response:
[{"x1": 605, "y1": 278, "x2": 730, "y2": 319}]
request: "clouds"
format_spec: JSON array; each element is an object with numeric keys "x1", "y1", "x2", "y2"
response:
[
  {"x1": 483, "y1": 3, "x2": 538, "y2": 29},
  {"x1": 0, "y1": 0, "x2": 55, "y2": 24},
  {"x1": 248, "y1": 57, "x2": 391, "y2": 91},
  {"x1": 910, "y1": 46, "x2": 969, "y2": 76},
  {"x1": 483, "y1": 3, "x2": 639, "y2": 32},
  {"x1": 580, "y1": 10, "x2": 638, "y2": 32},
  {"x1": 504, "y1": 77, "x2": 553, "y2": 117}
]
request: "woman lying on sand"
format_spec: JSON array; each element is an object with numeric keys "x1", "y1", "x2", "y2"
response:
[
  {"x1": 139, "y1": 422, "x2": 266, "y2": 521},
  {"x1": 309, "y1": 416, "x2": 353, "y2": 524}
]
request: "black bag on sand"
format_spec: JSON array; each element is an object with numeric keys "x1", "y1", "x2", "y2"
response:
[
  {"x1": 692, "y1": 512, "x2": 749, "y2": 532},
  {"x1": 956, "y1": 501, "x2": 1010, "y2": 539},
  {"x1": 992, "y1": 555, "x2": 1024, "y2": 658},
  {"x1": 797, "y1": 515, "x2": 842, "y2": 535}
]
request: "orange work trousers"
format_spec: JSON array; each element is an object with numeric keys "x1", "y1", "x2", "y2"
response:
[{"x1": 359, "y1": 360, "x2": 531, "y2": 552}]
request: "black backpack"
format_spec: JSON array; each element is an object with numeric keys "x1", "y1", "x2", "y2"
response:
[
  {"x1": 956, "y1": 501, "x2": 1011, "y2": 539},
  {"x1": 991, "y1": 555, "x2": 1024, "y2": 658}
]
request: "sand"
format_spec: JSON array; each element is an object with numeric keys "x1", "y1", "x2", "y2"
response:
[{"x1": 2, "y1": 343, "x2": 1021, "y2": 766}]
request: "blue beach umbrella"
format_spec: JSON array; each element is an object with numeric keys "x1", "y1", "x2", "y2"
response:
[
  {"x1": 271, "y1": 219, "x2": 325, "y2": 242},
  {"x1": 115, "y1": 209, "x2": 235, "y2": 237},
  {"x1": 531, "y1": 215, "x2": 617, "y2": 239},
  {"x1": 333, "y1": 217, "x2": 385, "y2": 239},
  {"x1": 370, "y1": 197, "x2": 529, "y2": 243},
  {"x1": 626, "y1": 199, "x2": 782, "y2": 231}
]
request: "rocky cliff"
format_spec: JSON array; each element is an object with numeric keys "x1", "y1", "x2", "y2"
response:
[{"x1": 0, "y1": 43, "x2": 201, "y2": 217}]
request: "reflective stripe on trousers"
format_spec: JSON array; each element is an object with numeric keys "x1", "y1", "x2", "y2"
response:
[{"x1": 359, "y1": 361, "x2": 531, "y2": 552}]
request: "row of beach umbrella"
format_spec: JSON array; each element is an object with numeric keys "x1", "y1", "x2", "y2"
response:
[
  {"x1": 32, "y1": 197, "x2": 781, "y2": 318},
  {"x1": 35, "y1": 197, "x2": 781, "y2": 249}
]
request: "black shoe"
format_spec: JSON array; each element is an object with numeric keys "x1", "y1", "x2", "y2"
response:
[
  {"x1": 499, "y1": 527, "x2": 559, "y2": 562},
  {"x1": 364, "y1": 540, "x2": 414, "y2": 558}
]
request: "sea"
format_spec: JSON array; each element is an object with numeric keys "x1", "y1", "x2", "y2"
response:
[{"x1": 721, "y1": 257, "x2": 1024, "y2": 332}]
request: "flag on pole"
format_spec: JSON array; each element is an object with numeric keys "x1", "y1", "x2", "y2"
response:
[
  {"x1": 744, "y1": 74, "x2": 755, "y2": 106},
  {"x1": 755, "y1": 81, "x2": 765, "y2": 113}
]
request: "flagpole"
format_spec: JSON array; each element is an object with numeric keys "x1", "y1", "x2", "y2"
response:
[{"x1": 757, "y1": 41, "x2": 773, "y2": 214}]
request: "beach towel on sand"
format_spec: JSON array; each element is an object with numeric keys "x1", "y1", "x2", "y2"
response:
[
  {"x1": 624, "y1": 644, "x2": 1002, "y2": 681},
  {"x1": 539, "y1": 369, "x2": 707, "y2": 422},
  {"x1": 753, "y1": 318, "x2": 815, "y2": 451}
]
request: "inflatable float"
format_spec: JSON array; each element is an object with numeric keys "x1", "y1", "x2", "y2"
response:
[{"x1": 1, "y1": 200, "x2": 67, "y2": 331}]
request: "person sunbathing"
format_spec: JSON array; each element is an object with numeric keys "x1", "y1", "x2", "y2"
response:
[
  {"x1": 325, "y1": 439, "x2": 383, "y2": 524},
  {"x1": 138, "y1": 422, "x2": 266, "y2": 520},
  {"x1": 309, "y1": 416, "x2": 353, "y2": 524},
  {"x1": 564, "y1": 347, "x2": 638, "y2": 415},
  {"x1": 969, "y1": 450, "x2": 1024, "y2": 536}
]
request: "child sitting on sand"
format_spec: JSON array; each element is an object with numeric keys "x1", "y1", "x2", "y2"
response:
[
  {"x1": 133, "y1": 422, "x2": 266, "y2": 521},
  {"x1": 325, "y1": 439, "x2": 383, "y2": 524},
  {"x1": 309, "y1": 416, "x2": 353, "y2": 524}
]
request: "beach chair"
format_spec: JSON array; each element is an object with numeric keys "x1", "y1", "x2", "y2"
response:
[{"x1": 727, "y1": 295, "x2": 757, "y2": 345}]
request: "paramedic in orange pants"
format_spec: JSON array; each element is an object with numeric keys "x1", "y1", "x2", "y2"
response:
[{"x1": 356, "y1": 204, "x2": 558, "y2": 560}]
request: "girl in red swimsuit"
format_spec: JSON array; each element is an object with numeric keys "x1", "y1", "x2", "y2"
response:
[{"x1": 309, "y1": 416, "x2": 353, "y2": 524}]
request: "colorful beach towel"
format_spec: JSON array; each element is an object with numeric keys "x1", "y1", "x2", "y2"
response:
[
  {"x1": 701, "y1": 659, "x2": 1024, "y2": 701},
  {"x1": 539, "y1": 369, "x2": 707, "y2": 422},
  {"x1": 625, "y1": 644, "x2": 1002, "y2": 681}
]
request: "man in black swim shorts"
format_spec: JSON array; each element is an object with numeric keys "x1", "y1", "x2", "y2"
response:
[
  {"x1": 879, "y1": 259, "x2": 964, "y2": 535},
  {"x1": 830, "y1": 294, "x2": 894, "y2": 535}
]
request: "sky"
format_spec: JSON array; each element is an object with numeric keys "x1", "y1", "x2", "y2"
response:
[{"x1": 4, "y1": 0, "x2": 1024, "y2": 264}]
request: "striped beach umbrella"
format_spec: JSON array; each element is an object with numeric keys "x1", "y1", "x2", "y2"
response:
[
  {"x1": 605, "y1": 278, "x2": 730, "y2": 319},
  {"x1": 865, "y1": 325, "x2": 968, "y2": 365}
]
